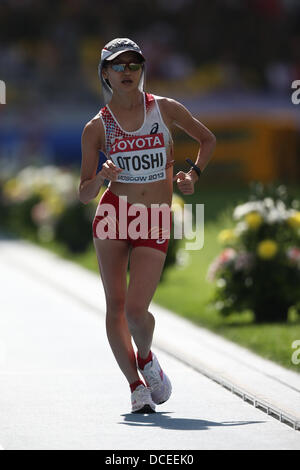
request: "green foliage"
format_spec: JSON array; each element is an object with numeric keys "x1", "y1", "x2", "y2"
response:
[
  {"x1": 5, "y1": 194, "x2": 42, "y2": 236},
  {"x1": 54, "y1": 201, "x2": 92, "y2": 253},
  {"x1": 207, "y1": 182, "x2": 300, "y2": 322}
]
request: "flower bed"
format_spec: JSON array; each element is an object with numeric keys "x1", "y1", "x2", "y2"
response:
[{"x1": 207, "y1": 183, "x2": 300, "y2": 323}]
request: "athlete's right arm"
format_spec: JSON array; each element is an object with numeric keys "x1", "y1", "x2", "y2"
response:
[{"x1": 78, "y1": 118, "x2": 122, "y2": 204}]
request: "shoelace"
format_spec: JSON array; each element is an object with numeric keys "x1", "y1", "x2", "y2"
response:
[{"x1": 132, "y1": 386, "x2": 151, "y2": 401}]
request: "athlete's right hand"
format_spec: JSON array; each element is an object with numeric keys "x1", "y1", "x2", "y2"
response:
[{"x1": 99, "y1": 160, "x2": 123, "y2": 181}]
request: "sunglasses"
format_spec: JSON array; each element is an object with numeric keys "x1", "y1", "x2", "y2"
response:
[{"x1": 110, "y1": 63, "x2": 143, "y2": 72}]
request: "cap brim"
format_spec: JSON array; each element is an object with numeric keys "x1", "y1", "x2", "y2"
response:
[{"x1": 105, "y1": 48, "x2": 145, "y2": 62}]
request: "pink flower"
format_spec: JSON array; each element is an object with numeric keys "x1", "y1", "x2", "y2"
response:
[
  {"x1": 287, "y1": 247, "x2": 300, "y2": 265},
  {"x1": 234, "y1": 251, "x2": 254, "y2": 271},
  {"x1": 219, "y1": 248, "x2": 236, "y2": 263},
  {"x1": 31, "y1": 202, "x2": 51, "y2": 225},
  {"x1": 207, "y1": 248, "x2": 236, "y2": 281}
]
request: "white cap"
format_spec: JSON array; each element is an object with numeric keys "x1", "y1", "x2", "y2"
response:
[{"x1": 98, "y1": 38, "x2": 145, "y2": 104}]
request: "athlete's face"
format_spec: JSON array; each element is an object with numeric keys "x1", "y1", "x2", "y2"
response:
[{"x1": 102, "y1": 51, "x2": 143, "y2": 92}]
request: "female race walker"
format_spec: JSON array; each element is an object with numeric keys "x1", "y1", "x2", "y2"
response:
[{"x1": 79, "y1": 38, "x2": 216, "y2": 413}]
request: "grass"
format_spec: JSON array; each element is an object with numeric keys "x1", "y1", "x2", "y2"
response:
[
  {"x1": 151, "y1": 183, "x2": 300, "y2": 372},
  {"x1": 152, "y1": 220, "x2": 300, "y2": 372},
  {"x1": 7, "y1": 182, "x2": 300, "y2": 373}
]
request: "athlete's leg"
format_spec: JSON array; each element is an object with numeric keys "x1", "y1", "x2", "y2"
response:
[
  {"x1": 93, "y1": 238, "x2": 140, "y2": 384},
  {"x1": 125, "y1": 246, "x2": 167, "y2": 358}
]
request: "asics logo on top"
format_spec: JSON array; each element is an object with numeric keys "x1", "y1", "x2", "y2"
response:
[{"x1": 150, "y1": 122, "x2": 159, "y2": 134}]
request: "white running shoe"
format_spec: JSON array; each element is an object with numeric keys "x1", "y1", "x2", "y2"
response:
[
  {"x1": 138, "y1": 353, "x2": 172, "y2": 405},
  {"x1": 131, "y1": 385, "x2": 156, "y2": 413}
]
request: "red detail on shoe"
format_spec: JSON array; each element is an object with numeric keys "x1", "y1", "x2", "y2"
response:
[
  {"x1": 137, "y1": 350, "x2": 153, "y2": 370},
  {"x1": 130, "y1": 380, "x2": 145, "y2": 393},
  {"x1": 160, "y1": 368, "x2": 164, "y2": 380}
]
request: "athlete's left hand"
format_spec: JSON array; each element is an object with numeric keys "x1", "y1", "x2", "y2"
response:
[{"x1": 173, "y1": 171, "x2": 195, "y2": 195}]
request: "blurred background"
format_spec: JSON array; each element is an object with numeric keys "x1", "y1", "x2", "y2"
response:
[
  {"x1": 1, "y1": 0, "x2": 300, "y2": 368},
  {"x1": 0, "y1": 0, "x2": 300, "y2": 181}
]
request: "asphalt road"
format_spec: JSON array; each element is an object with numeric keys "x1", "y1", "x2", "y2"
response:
[{"x1": 0, "y1": 240, "x2": 300, "y2": 450}]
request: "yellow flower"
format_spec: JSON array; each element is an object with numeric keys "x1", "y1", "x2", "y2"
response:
[
  {"x1": 257, "y1": 239, "x2": 278, "y2": 259},
  {"x1": 3, "y1": 178, "x2": 22, "y2": 199},
  {"x1": 34, "y1": 185, "x2": 52, "y2": 199},
  {"x1": 287, "y1": 211, "x2": 300, "y2": 229},
  {"x1": 218, "y1": 229, "x2": 237, "y2": 244},
  {"x1": 245, "y1": 211, "x2": 263, "y2": 230},
  {"x1": 45, "y1": 194, "x2": 64, "y2": 215}
]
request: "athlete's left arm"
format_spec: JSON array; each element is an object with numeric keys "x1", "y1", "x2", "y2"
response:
[{"x1": 161, "y1": 98, "x2": 216, "y2": 188}]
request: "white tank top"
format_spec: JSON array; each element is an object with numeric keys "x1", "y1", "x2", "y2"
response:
[{"x1": 98, "y1": 92, "x2": 173, "y2": 184}]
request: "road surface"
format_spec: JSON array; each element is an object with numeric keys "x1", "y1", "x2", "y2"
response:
[{"x1": 0, "y1": 237, "x2": 299, "y2": 450}]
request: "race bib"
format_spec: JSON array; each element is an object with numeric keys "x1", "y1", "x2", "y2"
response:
[{"x1": 109, "y1": 133, "x2": 167, "y2": 183}]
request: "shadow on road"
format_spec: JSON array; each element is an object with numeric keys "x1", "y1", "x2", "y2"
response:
[{"x1": 120, "y1": 412, "x2": 265, "y2": 430}]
